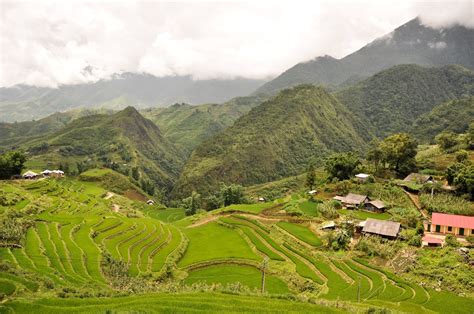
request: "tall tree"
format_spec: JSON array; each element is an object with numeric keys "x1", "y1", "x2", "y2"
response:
[
  {"x1": 325, "y1": 152, "x2": 360, "y2": 180},
  {"x1": 379, "y1": 133, "x2": 417, "y2": 176},
  {"x1": 305, "y1": 163, "x2": 316, "y2": 190},
  {"x1": 0, "y1": 151, "x2": 27, "y2": 179}
]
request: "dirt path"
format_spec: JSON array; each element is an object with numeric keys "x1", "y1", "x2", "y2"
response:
[
  {"x1": 187, "y1": 214, "x2": 225, "y2": 228},
  {"x1": 403, "y1": 190, "x2": 428, "y2": 218},
  {"x1": 188, "y1": 212, "x2": 284, "y2": 229}
]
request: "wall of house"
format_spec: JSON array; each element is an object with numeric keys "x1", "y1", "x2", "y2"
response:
[{"x1": 429, "y1": 224, "x2": 473, "y2": 236}]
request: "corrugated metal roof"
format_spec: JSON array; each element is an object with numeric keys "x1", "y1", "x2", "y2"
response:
[
  {"x1": 334, "y1": 193, "x2": 368, "y2": 205},
  {"x1": 432, "y1": 213, "x2": 474, "y2": 230},
  {"x1": 368, "y1": 200, "x2": 385, "y2": 209},
  {"x1": 403, "y1": 173, "x2": 433, "y2": 183},
  {"x1": 362, "y1": 218, "x2": 400, "y2": 237}
]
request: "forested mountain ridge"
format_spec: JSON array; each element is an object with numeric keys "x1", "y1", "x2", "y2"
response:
[
  {"x1": 143, "y1": 95, "x2": 266, "y2": 155},
  {"x1": 16, "y1": 107, "x2": 185, "y2": 192},
  {"x1": 411, "y1": 96, "x2": 474, "y2": 142},
  {"x1": 336, "y1": 64, "x2": 474, "y2": 138},
  {"x1": 0, "y1": 73, "x2": 267, "y2": 122},
  {"x1": 256, "y1": 18, "x2": 474, "y2": 94},
  {"x1": 172, "y1": 85, "x2": 371, "y2": 197}
]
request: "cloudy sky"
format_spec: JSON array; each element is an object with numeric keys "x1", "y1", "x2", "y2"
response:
[{"x1": 0, "y1": 0, "x2": 472, "y2": 87}]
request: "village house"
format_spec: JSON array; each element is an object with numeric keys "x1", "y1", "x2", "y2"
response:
[
  {"x1": 321, "y1": 221, "x2": 336, "y2": 230},
  {"x1": 365, "y1": 200, "x2": 386, "y2": 212},
  {"x1": 333, "y1": 193, "x2": 368, "y2": 208},
  {"x1": 41, "y1": 169, "x2": 65, "y2": 178},
  {"x1": 425, "y1": 213, "x2": 474, "y2": 237},
  {"x1": 362, "y1": 218, "x2": 400, "y2": 239},
  {"x1": 422, "y1": 235, "x2": 443, "y2": 247},
  {"x1": 355, "y1": 173, "x2": 370, "y2": 182},
  {"x1": 403, "y1": 173, "x2": 434, "y2": 184},
  {"x1": 22, "y1": 171, "x2": 38, "y2": 179}
]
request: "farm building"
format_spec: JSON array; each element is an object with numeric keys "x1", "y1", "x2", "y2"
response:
[
  {"x1": 333, "y1": 193, "x2": 369, "y2": 208},
  {"x1": 362, "y1": 218, "x2": 400, "y2": 239},
  {"x1": 426, "y1": 213, "x2": 474, "y2": 237},
  {"x1": 146, "y1": 200, "x2": 155, "y2": 205},
  {"x1": 365, "y1": 200, "x2": 386, "y2": 212},
  {"x1": 355, "y1": 173, "x2": 370, "y2": 182},
  {"x1": 22, "y1": 171, "x2": 38, "y2": 179},
  {"x1": 42, "y1": 169, "x2": 65, "y2": 178},
  {"x1": 422, "y1": 235, "x2": 443, "y2": 247},
  {"x1": 308, "y1": 190, "x2": 317, "y2": 195},
  {"x1": 321, "y1": 221, "x2": 336, "y2": 230},
  {"x1": 403, "y1": 173, "x2": 433, "y2": 184}
]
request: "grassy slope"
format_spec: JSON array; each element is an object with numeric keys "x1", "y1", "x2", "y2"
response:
[
  {"x1": 174, "y1": 85, "x2": 370, "y2": 197},
  {"x1": 178, "y1": 222, "x2": 261, "y2": 266}
]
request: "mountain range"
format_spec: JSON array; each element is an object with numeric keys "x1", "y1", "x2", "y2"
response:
[
  {"x1": 0, "y1": 74, "x2": 266, "y2": 122},
  {"x1": 255, "y1": 18, "x2": 474, "y2": 94}
]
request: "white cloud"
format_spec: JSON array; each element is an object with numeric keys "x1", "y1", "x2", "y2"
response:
[{"x1": 0, "y1": 0, "x2": 472, "y2": 87}]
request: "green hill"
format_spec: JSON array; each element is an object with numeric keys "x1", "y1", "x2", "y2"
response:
[
  {"x1": 142, "y1": 95, "x2": 265, "y2": 155},
  {"x1": 173, "y1": 85, "x2": 370, "y2": 197},
  {"x1": 336, "y1": 64, "x2": 474, "y2": 138},
  {"x1": 20, "y1": 107, "x2": 184, "y2": 192},
  {"x1": 411, "y1": 97, "x2": 474, "y2": 143}
]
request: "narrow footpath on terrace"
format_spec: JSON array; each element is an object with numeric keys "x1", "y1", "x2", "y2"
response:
[{"x1": 402, "y1": 190, "x2": 428, "y2": 219}]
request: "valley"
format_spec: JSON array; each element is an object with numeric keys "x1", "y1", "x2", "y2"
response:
[{"x1": 1, "y1": 10, "x2": 473, "y2": 313}]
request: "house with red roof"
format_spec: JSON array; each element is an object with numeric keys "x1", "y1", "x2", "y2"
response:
[{"x1": 426, "y1": 213, "x2": 474, "y2": 237}]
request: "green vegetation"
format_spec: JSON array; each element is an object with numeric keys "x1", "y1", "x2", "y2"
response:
[
  {"x1": 179, "y1": 222, "x2": 260, "y2": 266},
  {"x1": 277, "y1": 222, "x2": 321, "y2": 247},
  {"x1": 419, "y1": 193, "x2": 474, "y2": 215},
  {"x1": 339, "y1": 209, "x2": 390, "y2": 220},
  {"x1": 184, "y1": 264, "x2": 289, "y2": 294},
  {"x1": 337, "y1": 64, "x2": 474, "y2": 138},
  {"x1": 412, "y1": 97, "x2": 474, "y2": 143},
  {"x1": 325, "y1": 152, "x2": 360, "y2": 180},
  {"x1": 0, "y1": 151, "x2": 26, "y2": 179},
  {"x1": 173, "y1": 85, "x2": 369, "y2": 197}
]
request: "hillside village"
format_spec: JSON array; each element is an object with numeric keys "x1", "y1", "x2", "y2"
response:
[{"x1": 0, "y1": 6, "x2": 473, "y2": 314}]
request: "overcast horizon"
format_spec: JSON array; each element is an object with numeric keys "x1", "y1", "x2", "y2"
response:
[{"x1": 1, "y1": 0, "x2": 473, "y2": 88}]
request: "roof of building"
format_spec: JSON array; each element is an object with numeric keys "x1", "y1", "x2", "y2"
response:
[
  {"x1": 337, "y1": 193, "x2": 368, "y2": 205},
  {"x1": 355, "y1": 173, "x2": 370, "y2": 179},
  {"x1": 403, "y1": 173, "x2": 433, "y2": 183},
  {"x1": 368, "y1": 200, "x2": 385, "y2": 209},
  {"x1": 41, "y1": 170, "x2": 52, "y2": 174},
  {"x1": 422, "y1": 236, "x2": 443, "y2": 244},
  {"x1": 23, "y1": 171, "x2": 38, "y2": 177},
  {"x1": 431, "y1": 212, "x2": 474, "y2": 230},
  {"x1": 308, "y1": 190, "x2": 317, "y2": 195},
  {"x1": 362, "y1": 218, "x2": 400, "y2": 237},
  {"x1": 321, "y1": 221, "x2": 336, "y2": 229}
]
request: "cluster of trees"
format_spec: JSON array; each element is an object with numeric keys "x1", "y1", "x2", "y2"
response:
[
  {"x1": 435, "y1": 123, "x2": 474, "y2": 152},
  {"x1": 367, "y1": 133, "x2": 417, "y2": 176},
  {"x1": 446, "y1": 161, "x2": 473, "y2": 199},
  {"x1": 324, "y1": 133, "x2": 418, "y2": 181},
  {"x1": 181, "y1": 183, "x2": 248, "y2": 215},
  {"x1": 0, "y1": 151, "x2": 27, "y2": 179}
]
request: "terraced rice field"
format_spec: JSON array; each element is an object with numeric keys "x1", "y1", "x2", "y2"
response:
[{"x1": 1, "y1": 178, "x2": 473, "y2": 313}]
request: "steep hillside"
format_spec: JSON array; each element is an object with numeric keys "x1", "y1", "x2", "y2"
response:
[
  {"x1": 173, "y1": 85, "x2": 370, "y2": 197},
  {"x1": 0, "y1": 73, "x2": 267, "y2": 122},
  {"x1": 256, "y1": 18, "x2": 474, "y2": 94},
  {"x1": 142, "y1": 95, "x2": 266, "y2": 155},
  {"x1": 411, "y1": 97, "x2": 474, "y2": 142},
  {"x1": 0, "y1": 109, "x2": 113, "y2": 150},
  {"x1": 336, "y1": 64, "x2": 474, "y2": 138},
  {"x1": 21, "y1": 107, "x2": 184, "y2": 191}
]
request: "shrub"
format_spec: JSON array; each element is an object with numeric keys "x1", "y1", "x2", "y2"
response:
[
  {"x1": 445, "y1": 235, "x2": 460, "y2": 247},
  {"x1": 455, "y1": 150, "x2": 469, "y2": 162}
]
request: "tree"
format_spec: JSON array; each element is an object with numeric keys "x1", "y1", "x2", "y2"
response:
[
  {"x1": 446, "y1": 161, "x2": 474, "y2": 198},
  {"x1": 0, "y1": 151, "x2": 27, "y2": 179},
  {"x1": 379, "y1": 133, "x2": 417, "y2": 176},
  {"x1": 182, "y1": 191, "x2": 201, "y2": 216},
  {"x1": 455, "y1": 150, "x2": 468, "y2": 163},
  {"x1": 305, "y1": 163, "x2": 316, "y2": 190},
  {"x1": 366, "y1": 140, "x2": 383, "y2": 171},
  {"x1": 220, "y1": 184, "x2": 246, "y2": 206},
  {"x1": 435, "y1": 131, "x2": 458, "y2": 152},
  {"x1": 131, "y1": 167, "x2": 140, "y2": 181},
  {"x1": 325, "y1": 152, "x2": 360, "y2": 180},
  {"x1": 467, "y1": 122, "x2": 474, "y2": 150}
]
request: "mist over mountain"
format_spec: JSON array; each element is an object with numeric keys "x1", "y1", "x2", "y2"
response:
[
  {"x1": 256, "y1": 18, "x2": 474, "y2": 94},
  {"x1": 0, "y1": 74, "x2": 267, "y2": 122}
]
